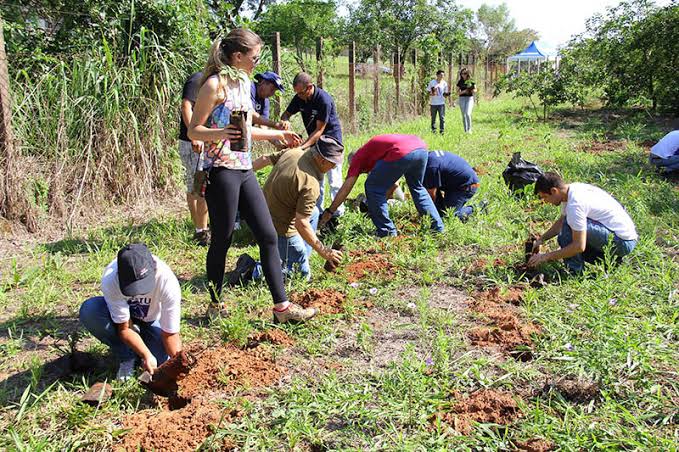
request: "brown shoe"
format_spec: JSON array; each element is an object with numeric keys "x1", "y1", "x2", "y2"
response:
[
  {"x1": 273, "y1": 302, "x2": 317, "y2": 324},
  {"x1": 193, "y1": 229, "x2": 210, "y2": 247},
  {"x1": 206, "y1": 302, "x2": 229, "y2": 320}
]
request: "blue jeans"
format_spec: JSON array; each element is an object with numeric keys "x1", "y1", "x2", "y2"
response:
[
  {"x1": 254, "y1": 207, "x2": 320, "y2": 280},
  {"x1": 436, "y1": 186, "x2": 477, "y2": 220},
  {"x1": 365, "y1": 149, "x2": 444, "y2": 237},
  {"x1": 430, "y1": 105, "x2": 445, "y2": 133},
  {"x1": 557, "y1": 219, "x2": 637, "y2": 273},
  {"x1": 79, "y1": 296, "x2": 168, "y2": 364}
]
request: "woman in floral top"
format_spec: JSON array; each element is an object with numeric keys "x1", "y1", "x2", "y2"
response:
[{"x1": 188, "y1": 29, "x2": 317, "y2": 323}]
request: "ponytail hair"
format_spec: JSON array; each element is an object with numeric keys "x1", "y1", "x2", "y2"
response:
[{"x1": 201, "y1": 28, "x2": 263, "y2": 89}]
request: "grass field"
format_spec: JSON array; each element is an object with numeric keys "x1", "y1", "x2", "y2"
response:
[{"x1": 1, "y1": 97, "x2": 678, "y2": 451}]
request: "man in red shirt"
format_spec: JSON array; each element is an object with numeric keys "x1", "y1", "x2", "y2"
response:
[{"x1": 319, "y1": 134, "x2": 444, "y2": 236}]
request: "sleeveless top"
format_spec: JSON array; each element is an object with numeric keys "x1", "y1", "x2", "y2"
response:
[{"x1": 205, "y1": 76, "x2": 253, "y2": 170}]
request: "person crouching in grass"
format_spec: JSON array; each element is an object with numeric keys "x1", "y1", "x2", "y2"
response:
[
  {"x1": 79, "y1": 244, "x2": 183, "y2": 380},
  {"x1": 528, "y1": 172, "x2": 638, "y2": 273}
]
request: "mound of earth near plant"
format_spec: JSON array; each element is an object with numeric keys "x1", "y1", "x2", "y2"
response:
[
  {"x1": 430, "y1": 389, "x2": 522, "y2": 435},
  {"x1": 467, "y1": 287, "x2": 540, "y2": 360},
  {"x1": 289, "y1": 288, "x2": 347, "y2": 315},
  {"x1": 344, "y1": 249, "x2": 396, "y2": 283},
  {"x1": 117, "y1": 343, "x2": 283, "y2": 451}
]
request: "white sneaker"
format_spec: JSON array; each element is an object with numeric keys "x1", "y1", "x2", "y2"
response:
[{"x1": 116, "y1": 358, "x2": 136, "y2": 381}]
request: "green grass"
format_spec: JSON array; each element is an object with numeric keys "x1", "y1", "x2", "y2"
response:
[{"x1": 1, "y1": 97, "x2": 678, "y2": 450}]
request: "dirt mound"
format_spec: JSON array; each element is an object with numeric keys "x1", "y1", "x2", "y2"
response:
[
  {"x1": 431, "y1": 390, "x2": 522, "y2": 435},
  {"x1": 466, "y1": 258, "x2": 507, "y2": 274},
  {"x1": 577, "y1": 139, "x2": 627, "y2": 154},
  {"x1": 477, "y1": 286, "x2": 524, "y2": 305},
  {"x1": 541, "y1": 377, "x2": 600, "y2": 403},
  {"x1": 117, "y1": 398, "x2": 238, "y2": 452},
  {"x1": 290, "y1": 288, "x2": 347, "y2": 315},
  {"x1": 344, "y1": 250, "x2": 396, "y2": 283},
  {"x1": 515, "y1": 438, "x2": 555, "y2": 451},
  {"x1": 248, "y1": 329, "x2": 295, "y2": 347},
  {"x1": 468, "y1": 287, "x2": 539, "y2": 357},
  {"x1": 178, "y1": 344, "x2": 281, "y2": 400},
  {"x1": 117, "y1": 343, "x2": 282, "y2": 450}
]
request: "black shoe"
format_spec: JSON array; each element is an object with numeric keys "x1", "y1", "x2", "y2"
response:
[
  {"x1": 226, "y1": 253, "x2": 257, "y2": 286},
  {"x1": 193, "y1": 229, "x2": 210, "y2": 247}
]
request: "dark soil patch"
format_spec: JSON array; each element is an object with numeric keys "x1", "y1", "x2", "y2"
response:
[
  {"x1": 247, "y1": 329, "x2": 295, "y2": 347},
  {"x1": 514, "y1": 438, "x2": 555, "y2": 451},
  {"x1": 541, "y1": 377, "x2": 600, "y2": 403},
  {"x1": 289, "y1": 289, "x2": 347, "y2": 315},
  {"x1": 431, "y1": 390, "x2": 522, "y2": 435},
  {"x1": 577, "y1": 139, "x2": 627, "y2": 154},
  {"x1": 343, "y1": 250, "x2": 396, "y2": 283}
]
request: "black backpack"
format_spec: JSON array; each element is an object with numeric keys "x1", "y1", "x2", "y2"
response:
[{"x1": 502, "y1": 152, "x2": 544, "y2": 191}]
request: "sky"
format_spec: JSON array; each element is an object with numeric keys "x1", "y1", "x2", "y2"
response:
[{"x1": 456, "y1": 0, "x2": 673, "y2": 55}]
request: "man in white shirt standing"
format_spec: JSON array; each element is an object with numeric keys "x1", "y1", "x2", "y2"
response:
[
  {"x1": 79, "y1": 243, "x2": 183, "y2": 380},
  {"x1": 528, "y1": 172, "x2": 638, "y2": 273},
  {"x1": 427, "y1": 70, "x2": 449, "y2": 135}
]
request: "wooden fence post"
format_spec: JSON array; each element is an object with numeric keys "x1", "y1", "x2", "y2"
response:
[
  {"x1": 373, "y1": 45, "x2": 380, "y2": 116},
  {"x1": 348, "y1": 41, "x2": 356, "y2": 132},
  {"x1": 394, "y1": 46, "x2": 400, "y2": 117},
  {"x1": 272, "y1": 32, "x2": 282, "y2": 119},
  {"x1": 316, "y1": 37, "x2": 323, "y2": 89},
  {"x1": 447, "y1": 51, "x2": 453, "y2": 107}
]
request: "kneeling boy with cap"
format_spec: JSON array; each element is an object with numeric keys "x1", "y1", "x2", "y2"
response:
[{"x1": 79, "y1": 243, "x2": 183, "y2": 380}]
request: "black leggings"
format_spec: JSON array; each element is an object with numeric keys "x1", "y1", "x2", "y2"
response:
[{"x1": 205, "y1": 167, "x2": 287, "y2": 305}]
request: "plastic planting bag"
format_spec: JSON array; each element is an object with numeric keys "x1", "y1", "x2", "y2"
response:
[{"x1": 502, "y1": 152, "x2": 544, "y2": 191}]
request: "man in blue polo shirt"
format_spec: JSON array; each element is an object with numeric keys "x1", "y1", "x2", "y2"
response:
[
  {"x1": 424, "y1": 150, "x2": 480, "y2": 221},
  {"x1": 252, "y1": 71, "x2": 286, "y2": 127},
  {"x1": 281, "y1": 72, "x2": 345, "y2": 218}
]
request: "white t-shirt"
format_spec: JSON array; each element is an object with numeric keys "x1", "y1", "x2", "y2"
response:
[
  {"x1": 427, "y1": 79, "x2": 448, "y2": 106},
  {"x1": 101, "y1": 256, "x2": 182, "y2": 333},
  {"x1": 650, "y1": 130, "x2": 679, "y2": 159},
  {"x1": 560, "y1": 183, "x2": 638, "y2": 241}
]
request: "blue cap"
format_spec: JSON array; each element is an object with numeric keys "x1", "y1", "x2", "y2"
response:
[{"x1": 254, "y1": 71, "x2": 285, "y2": 91}]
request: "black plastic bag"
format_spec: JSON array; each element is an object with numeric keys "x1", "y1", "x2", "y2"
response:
[{"x1": 502, "y1": 152, "x2": 543, "y2": 191}]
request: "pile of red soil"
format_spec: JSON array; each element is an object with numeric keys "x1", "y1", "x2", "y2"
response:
[
  {"x1": 430, "y1": 390, "x2": 522, "y2": 435},
  {"x1": 468, "y1": 288, "x2": 540, "y2": 357},
  {"x1": 117, "y1": 398, "x2": 238, "y2": 452},
  {"x1": 248, "y1": 329, "x2": 295, "y2": 347},
  {"x1": 290, "y1": 288, "x2": 347, "y2": 315},
  {"x1": 344, "y1": 250, "x2": 396, "y2": 283},
  {"x1": 117, "y1": 343, "x2": 282, "y2": 451},
  {"x1": 577, "y1": 139, "x2": 626, "y2": 154},
  {"x1": 473, "y1": 163, "x2": 490, "y2": 176},
  {"x1": 515, "y1": 438, "x2": 555, "y2": 451}
]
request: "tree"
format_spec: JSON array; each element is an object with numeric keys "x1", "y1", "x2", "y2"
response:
[
  {"x1": 255, "y1": 0, "x2": 341, "y2": 71},
  {"x1": 474, "y1": 3, "x2": 538, "y2": 59},
  {"x1": 346, "y1": 0, "x2": 471, "y2": 62}
]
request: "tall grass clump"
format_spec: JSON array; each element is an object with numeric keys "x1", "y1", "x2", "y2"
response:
[{"x1": 9, "y1": 28, "x2": 199, "y2": 231}]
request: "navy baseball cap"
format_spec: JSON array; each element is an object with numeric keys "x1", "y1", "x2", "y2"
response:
[
  {"x1": 117, "y1": 243, "x2": 157, "y2": 296},
  {"x1": 254, "y1": 71, "x2": 285, "y2": 91}
]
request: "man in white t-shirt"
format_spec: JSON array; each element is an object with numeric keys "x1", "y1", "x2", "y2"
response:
[
  {"x1": 649, "y1": 130, "x2": 679, "y2": 171},
  {"x1": 79, "y1": 243, "x2": 183, "y2": 380},
  {"x1": 528, "y1": 172, "x2": 638, "y2": 273},
  {"x1": 427, "y1": 70, "x2": 449, "y2": 135}
]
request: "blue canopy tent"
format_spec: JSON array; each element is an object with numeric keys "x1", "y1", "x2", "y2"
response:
[{"x1": 506, "y1": 41, "x2": 548, "y2": 73}]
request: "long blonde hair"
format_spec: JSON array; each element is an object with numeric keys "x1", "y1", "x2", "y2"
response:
[{"x1": 201, "y1": 28, "x2": 263, "y2": 90}]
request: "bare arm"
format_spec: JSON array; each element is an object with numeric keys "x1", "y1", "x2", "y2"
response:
[
  {"x1": 301, "y1": 120, "x2": 327, "y2": 149},
  {"x1": 252, "y1": 111, "x2": 281, "y2": 129},
  {"x1": 252, "y1": 155, "x2": 273, "y2": 171},
  {"x1": 161, "y1": 331, "x2": 182, "y2": 358},
  {"x1": 319, "y1": 176, "x2": 358, "y2": 227},
  {"x1": 187, "y1": 77, "x2": 241, "y2": 143},
  {"x1": 116, "y1": 321, "x2": 157, "y2": 373},
  {"x1": 534, "y1": 216, "x2": 565, "y2": 249},
  {"x1": 529, "y1": 227, "x2": 586, "y2": 267},
  {"x1": 295, "y1": 213, "x2": 342, "y2": 264}
]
